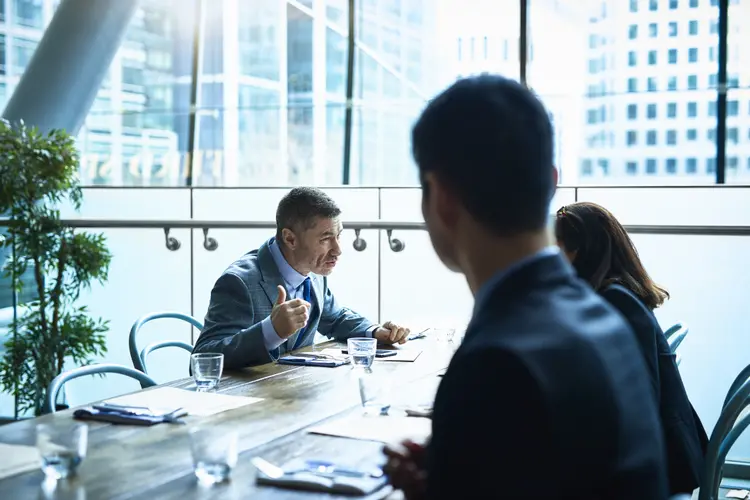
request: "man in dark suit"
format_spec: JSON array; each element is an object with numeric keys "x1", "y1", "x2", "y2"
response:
[
  {"x1": 383, "y1": 75, "x2": 668, "y2": 499},
  {"x1": 193, "y1": 187, "x2": 409, "y2": 369}
]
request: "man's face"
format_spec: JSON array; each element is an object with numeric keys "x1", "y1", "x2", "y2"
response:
[
  {"x1": 285, "y1": 216, "x2": 343, "y2": 276},
  {"x1": 421, "y1": 173, "x2": 461, "y2": 273}
]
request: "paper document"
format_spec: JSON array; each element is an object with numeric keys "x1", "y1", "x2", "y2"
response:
[
  {"x1": 308, "y1": 414, "x2": 432, "y2": 444},
  {"x1": 0, "y1": 443, "x2": 40, "y2": 480},
  {"x1": 320, "y1": 348, "x2": 422, "y2": 363},
  {"x1": 105, "y1": 387, "x2": 262, "y2": 417}
]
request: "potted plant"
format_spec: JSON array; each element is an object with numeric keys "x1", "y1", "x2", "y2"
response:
[{"x1": 0, "y1": 120, "x2": 112, "y2": 416}]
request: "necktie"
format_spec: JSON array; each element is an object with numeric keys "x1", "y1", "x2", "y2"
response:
[{"x1": 292, "y1": 278, "x2": 312, "y2": 350}]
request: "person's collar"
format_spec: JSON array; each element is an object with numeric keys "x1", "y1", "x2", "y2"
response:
[
  {"x1": 473, "y1": 246, "x2": 560, "y2": 315},
  {"x1": 268, "y1": 237, "x2": 308, "y2": 289}
]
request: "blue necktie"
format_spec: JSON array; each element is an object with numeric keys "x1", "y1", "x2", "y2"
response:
[{"x1": 292, "y1": 278, "x2": 312, "y2": 351}]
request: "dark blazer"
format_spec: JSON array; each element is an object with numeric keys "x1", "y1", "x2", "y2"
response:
[
  {"x1": 428, "y1": 253, "x2": 668, "y2": 499},
  {"x1": 601, "y1": 284, "x2": 708, "y2": 495},
  {"x1": 193, "y1": 240, "x2": 374, "y2": 369}
]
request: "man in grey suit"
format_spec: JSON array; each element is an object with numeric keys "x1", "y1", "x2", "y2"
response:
[{"x1": 193, "y1": 187, "x2": 410, "y2": 369}]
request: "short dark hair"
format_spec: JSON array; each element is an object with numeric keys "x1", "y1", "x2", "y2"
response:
[
  {"x1": 412, "y1": 74, "x2": 555, "y2": 236},
  {"x1": 275, "y1": 187, "x2": 341, "y2": 241},
  {"x1": 555, "y1": 202, "x2": 669, "y2": 309}
]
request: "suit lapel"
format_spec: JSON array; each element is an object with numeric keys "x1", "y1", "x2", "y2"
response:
[{"x1": 257, "y1": 241, "x2": 285, "y2": 307}]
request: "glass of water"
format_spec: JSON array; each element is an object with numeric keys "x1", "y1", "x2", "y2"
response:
[
  {"x1": 36, "y1": 422, "x2": 88, "y2": 479},
  {"x1": 191, "y1": 353, "x2": 224, "y2": 391},
  {"x1": 189, "y1": 426, "x2": 238, "y2": 484},
  {"x1": 347, "y1": 337, "x2": 377, "y2": 370},
  {"x1": 357, "y1": 368, "x2": 392, "y2": 416}
]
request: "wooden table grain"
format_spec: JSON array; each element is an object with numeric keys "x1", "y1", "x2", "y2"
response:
[{"x1": 0, "y1": 338, "x2": 454, "y2": 499}]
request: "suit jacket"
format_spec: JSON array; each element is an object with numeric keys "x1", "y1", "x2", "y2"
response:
[
  {"x1": 601, "y1": 284, "x2": 708, "y2": 495},
  {"x1": 193, "y1": 240, "x2": 375, "y2": 369},
  {"x1": 428, "y1": 253, "x2": 668, "y2": 499}
]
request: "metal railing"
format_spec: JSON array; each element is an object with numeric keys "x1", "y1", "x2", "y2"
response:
[{"x1": 2, "y1": 218, "x2": 749, "y2": 252}]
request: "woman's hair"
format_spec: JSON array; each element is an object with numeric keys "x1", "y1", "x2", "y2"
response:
[{"x1": 554, "y1": 202, "x2": 669, "y2": 309}]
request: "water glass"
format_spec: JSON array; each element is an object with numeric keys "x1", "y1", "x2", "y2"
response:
[
  {"x1": 191, "y1": 353, "x2": 224, "y2": 391},
  {"x1": 189, "y1": 426, "x2": 238, "y2": 484},
  {"x1": 357, "y1": 368, "x2": 391, "y2": 416},
  {"x1": 347, "y1": 337, "x2": 377, "y2": 369},
  {"x1": 36, "y1": 422, "x2": 88, "y2": 480}
]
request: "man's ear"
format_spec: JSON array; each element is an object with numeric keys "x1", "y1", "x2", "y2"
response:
[{"x1": 281, "y1": 227, "x2": 297, "y2": 249}]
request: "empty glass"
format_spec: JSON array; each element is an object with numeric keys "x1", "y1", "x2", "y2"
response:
[
  {"x1": 347, "y1": 337, "x2": 377, "y2": 370},
  {"x1": 36, "y1": 422, "x2": 88, "y2": 479},
  {"x1": 189, "y1": 426, "x2": 238, "y2": 484},
  {"x1": 191, "y1": 353, "x2": 224, "y2": 391},
  {"x1": 357, "y1": 368, "x2": 392, "y2": 416}
]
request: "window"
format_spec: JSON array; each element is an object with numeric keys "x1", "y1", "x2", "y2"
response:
[
  {"x1": 647, "y1": 104, "x2": 657, "y2": 119},
  {"x1": 668, "y1": 49, "x2": 677, "y2": 64},
  {"x1": 628, "y1": 78, "x2": 638, "y2": 92},
  {"x1": 689, "y1": 0, "x2": 698, "y2": 6},
  {"x1": 687, "y1": 75, "x2": 697, "y2": 89},
  {"x1": 14, "y1": 0, "x2": 43, "y2": 29},
  {"x1": 709, "y1": 46, "x2": 716, "y2": 61},
  {"x1": 707, "y1": 128, "x2": 716, "y2": 141},
  {"x1": 686, "y1": 158, "x2": 697, "y2": 173},
  {"x1": 666, "y1": 158, "x2": 677, "y2": 173},
  {"x1": 708, "y1": 74, "x2": 718, "y2": 87},
  {"x1": 0, "y1": 35, "x2": 5, "y2": 76},
  {"x1": 647, "y1": 77, "x2": 657, "y2": 91},
  {"x1": 627, "y1": 104, "x2": 637, "y2": 119},
  {"x1": 687, "y1": 102, "x2": 697, "y2": 117},
  {"x1": 728, "y1": 128, "x2": 738, "y2": 144},
  {"x1": 627, "y1": 130, "x2": 637, "y2": 145},
  {"x1": 727, "y1": 100, "x2": 738, "y2": 116},
  {"x1": 648, "y1": 51, "x2": 657, "y2": 64},
  {"x1": 649, "y1": 23, "x2": 658, "y2": 37},
  {"x1": 667, "y1": 76, "x2": 677, "y2": 90},
  {"x1": 587, "y1": 109, "x2": 598, "y2": 124},
  {"x1": 646, "y1": 159, "x2": 657, "y2": 174},
  {"x1": 650, "y1": 0, "x2": 658, "y2": 11},
  {"x1": 12, "y1": 37, "x2": 37, "y2": 75},
  {"x1": 630, "y1": 0, "x2": 638, "y2": 12},
  {"x1": 628, "y1": 51, "x2": 637, "y2": 66},
  {"x1": 710, "y1": 20, "x2": 717, "y2": 35},
  {"x1": 667, "y1": 102, "x2": 677, "y2": 118},
  {"x1": 647, "y1": 130, "x2": 657, "y2": 145},
  {"x1": 689, "y1": 20, "x2": 698, "y2": 35},
  {"x1": 629, "y1": 25, "x2": 638, "y2": 39},
  {"x1": 669, "y1": 22, "x2": 678, "y2": 36},
  {"x1": 688, "y1": 48, "x2": 698, "y2": 62},
  {"x1": 598, "y1": 160, "x2": 609, "y2": 175},
  {"x1": 708, "y1": 101, "x2": 716, "y2": 116},
  {"x1": 670, "y1": 0, "x2": 678, "y2": 7},
  {"x1": 626, "y1": 162, "x2": 638, "y2": 175},
  {"x1": 706, "y1": 158, "x2": 716, "y2": 173},
  {"x1": 687, "y1": 129, "x2": 697, "y2": 140},
  {"x1": 581, "y1": 159, "x2": 593, "y2": 176},
  {"x1": 457, "y1": 38, "x2": 462, "y2": 60},
  {"x1": 666, "y1": 130, "x2": 677, "y2": 145},
  {"x1": 728, "y1": 157, "x2": 738, "y2": 169}
]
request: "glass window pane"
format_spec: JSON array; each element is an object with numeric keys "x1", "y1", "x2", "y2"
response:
[
  {"x1": 726, "y1": 0, "x2": 749, "y2": 183},
  {"x1": 13, "y1": 0, "x2": 43, "y2": 29}
]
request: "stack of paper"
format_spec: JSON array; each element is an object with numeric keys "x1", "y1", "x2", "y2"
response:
[
  {"x1": 0, "y1": 443, "x2": 40, "y2": 480},
  {"x1": 105, "y1": 387, "x2": 263, "y2": 417}
]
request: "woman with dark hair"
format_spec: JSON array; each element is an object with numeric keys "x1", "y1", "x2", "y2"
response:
[{"x1": 555, "y1": 201, "x2": 708, "y2": 495}]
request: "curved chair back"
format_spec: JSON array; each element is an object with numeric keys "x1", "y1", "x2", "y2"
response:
[
  {"x1": 667, "y1": 324, "x2": 689, "y2": 354},
  {"x1": 45, "y1": 363, "x2": 157, "y2": 414},
  {"x1": 664, "y1": 322, "x2": 683, "y2": 339},
  {"x1": 724, "y1": 363, "x2": 750, "y2": 409},
  {"x1": 128, "y1": 311, "x2": 202, "y2": 374},
  {"x1": 699, "y1": 368, "x2": 750, "y2": 500}
]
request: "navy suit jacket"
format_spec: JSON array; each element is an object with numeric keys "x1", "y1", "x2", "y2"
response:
[
  {"x1": 193, "y1": 240, "x2": 375, "y2": 369},
  {"x1": 601, "y1": 284, "x2": 708, "y2": 495},
  {"x1": 428, "y1": 254, "x2": 668, "y2": 499}
]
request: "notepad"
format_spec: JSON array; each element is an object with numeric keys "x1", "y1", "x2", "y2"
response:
[
  {"x1": 320, "y1": 348, "x2": 422, "y2": 363},
  {"x1": 308, "y1": 414, "x2": 432, "y2": 444},
  {"x1": 105, "y1": 387, "x2": 262, "y2": 417},
  {"x1": 0, "y1": 443, "x2": 40, "y2": 480}
]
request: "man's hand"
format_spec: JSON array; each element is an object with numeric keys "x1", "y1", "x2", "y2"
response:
[
  {"x1": 374, "y1": 321, "x2": 410, "y2": 344},
  {"x1": 383, "y1": 440, "x2": 427, "y2": 500},
  {"x1": 270, "y1": 285, "x2": 311, "y2": 338}
]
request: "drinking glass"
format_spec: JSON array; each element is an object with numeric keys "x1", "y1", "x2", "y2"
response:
[
  {"x1": 36, "y1": 422, "x2": 88, "y2": 479},
  {"x1": 189, "y1": 426, "x2": 238, "y2": 484},
  {"x1": 347, "y1": 337, "x2": 377, "y2": 370},
  {"x1": 357, "y1": 368, "x2": 392, "y2": 416},
  {"x1": 191, "y1": 353, "x2": 224, "y2": 391}
]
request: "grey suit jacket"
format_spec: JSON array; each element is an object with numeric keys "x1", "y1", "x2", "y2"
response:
[{"x1": 193, "y1": 240, "x2": 375, "y2": 369}]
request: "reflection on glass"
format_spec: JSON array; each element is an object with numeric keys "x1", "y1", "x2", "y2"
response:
[
  {"x1": 11, "y1": 36, "x2": 37, "y2": 75},
  {"x1": 725, "y1": 0, "x2": 750, "y2": 183},
  {"x1": 14, "y1": 0, "x2": 43, "y2": 29}
]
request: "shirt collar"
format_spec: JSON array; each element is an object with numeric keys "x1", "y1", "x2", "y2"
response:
[
  {"x1": 268, "y1": 237, "x2": 308, "y2": 289},
  {"x1": 473, "y1": 246, "x2": 561, "y2": 315}
]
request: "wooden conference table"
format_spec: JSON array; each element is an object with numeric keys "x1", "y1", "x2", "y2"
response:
[{"x1": 0, "y1": 336, "x2": 455, "y2": 499}]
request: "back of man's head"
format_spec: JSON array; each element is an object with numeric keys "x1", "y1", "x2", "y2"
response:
[
  {"x1": 276, "y1": 187, "x2": 341, "y2": 240},
  {"x1": 412, "y1": 74, "x2": 555, "y2": 236}
]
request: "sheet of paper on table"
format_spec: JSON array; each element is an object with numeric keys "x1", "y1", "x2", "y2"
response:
[
  {"x1": 0, "y1": 443, "x2": 40, "y2": 480},
  {"x1": 105, "y1": 387, "x2": 262, "y2": 417},
  {"x1": 320, "y1": 348, "x2": 422, "y2": 363},
  {"x1": 308, "y1": 414, "x2": 432, "y2": 444}
]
